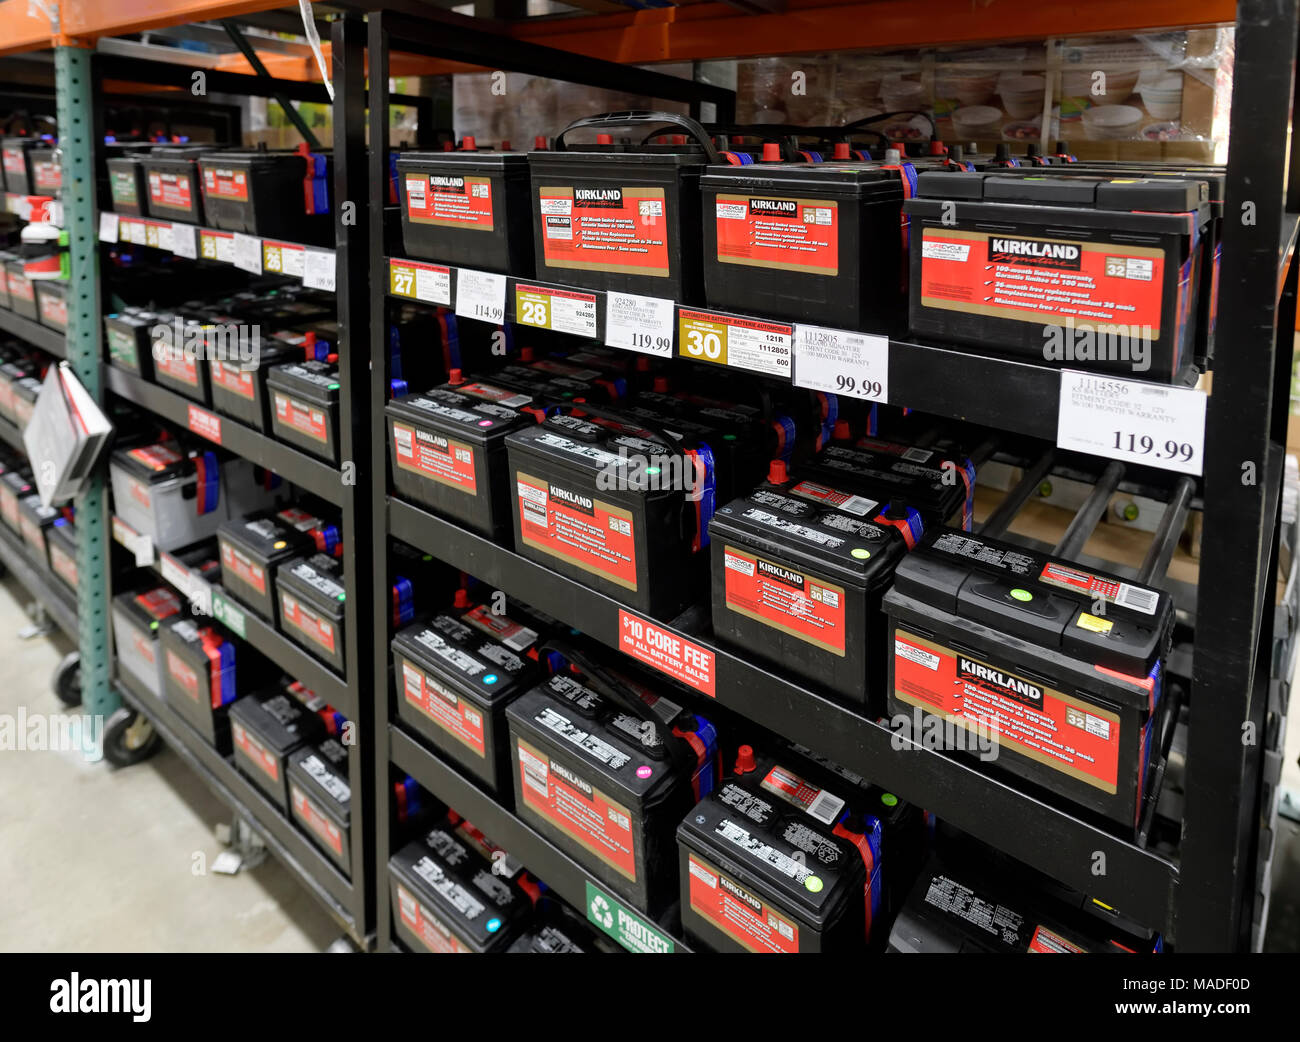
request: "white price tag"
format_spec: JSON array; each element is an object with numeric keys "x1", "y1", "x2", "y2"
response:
[
  {"x1": 1057, "y1": 370, "x2": 1206, "y2": 476},
  {"x1": 232, "y1": 233, "x2": 263, "y2": 274},
  {"x1": 171, "y1": 223, "x2": 197, "y2": 259},
  {"x1": 455, "y1": 268, "x2": 507, "y2": 324},
  {"x1": 303, "y1": 249, "x2": 336, "y2": 291},
  {"x1": 98, "y1": 212, "x2": 119, "y2": 244},
  {"x1": 515, "y1": 284, "x2": 598, "y2": 338},
  {"x1": 133, "y1": 533, "x2": 154, "y2": 568},
  {"x1": 605, "y1": 293, "x2": 675, "y2": 356},
  {"x1": 794, "y1": 324, "x2": 888, "y2": 401}
]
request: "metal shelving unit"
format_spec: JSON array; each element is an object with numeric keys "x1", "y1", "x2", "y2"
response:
[
  {"x1": 0, "y1": 517, "x2": 77, "y2": 640},
  {"x1": 0, "y1": 309, "x2": 66, "y2": 358}
]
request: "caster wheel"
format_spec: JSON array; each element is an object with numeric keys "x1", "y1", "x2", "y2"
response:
[
  {"x1": 51, "y1": 652, "x2": 82, "y2": 708},
  {"x1": 103, "y1": 707, "x2": 161, "y2": 767}
]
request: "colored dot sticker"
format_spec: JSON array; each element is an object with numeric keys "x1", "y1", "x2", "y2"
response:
[
  {"x1": 1010, "y1": 588, "x2": 1033, "y2": 602},
  {"x1": 483, "y1": 673, "x2": 499, "y2": 685},
  {"x1": 804, "y1": 875, "x2": 824, "y2": 893},
  {"x1": 880, "y1": 792, "x2": 898, "y2": 807},
  {"x1": 273, "y1": 540, "x2": 287, "y2": 549},
  {"x1": 486, "y1": 917, "x2": 501, "y2": 933},
  {"x1": 645, "y1": 466, "x2": 661, "y2": 476},
  {"x1": 478, "y1": 419, "x2": 493, "y2": 427},
  {"x1": 851, "y1": 548, "x2": 871, "y2": 560},
  {"x1": 636, "y1": 765, "x2": 653, "y2": 779}
]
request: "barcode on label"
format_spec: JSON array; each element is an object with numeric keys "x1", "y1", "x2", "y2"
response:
[
  {"x1": 806, "y1": 790, "x2": 845, "y2": 826},
  {"x1": 902, "y1": 447, "x2": 933, "y2": 463},
  {"x1": 1114, "y1": 583, "x2": 1158, "y2": 615}
]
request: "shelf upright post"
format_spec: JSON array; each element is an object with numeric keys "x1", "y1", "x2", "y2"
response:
[{"x1": 55, "y1": 43, "x2": 115, "y2": 721}]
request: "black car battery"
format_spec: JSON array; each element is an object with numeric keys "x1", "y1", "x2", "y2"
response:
[
  {"x1": 106, "y1": 153, "x2": 150, "y2": 216},
  {"x1": 199, "y1": 145, "x2": 332, "y2": 244},
  {"x1": 1, "y1": 137, "x2": 42, "y2": 195},
  {"x1": 11, "y1": 376, "x2": 41, "y2": 428},
  {"x1": 0, "y1": 468, "x2": 33, "y2": 532},
  {"x1": 391, "y1": 598, "x2": 547, "y2": 796},
  {"x1": 5, "y1": 259, "x2": 37, "y2": 320},
  {"x1": 709, "y1": 458, "x2": 922, "y2": 712},
  {"x1": 208, "y1": 330, "x2": 306, "y2": 431},
  {"x1": 113, "y1": 585, "x2": 183, "y2": 699},
  {"x1": 529, "y1": 112, "x2": 718, "y2": 301},
  {"x1": 151, "y1": 316, "x2": 216, "y2": 403},
  {"x1": 18, "y1": 494, "x2": 59, "y2": 566},
  {"x1": 34, "y1": 279, "x2": 67, "y2": 332},
  {"x1": 396, "y1": 149, "x2": 533, "y2": 274},
  {"x1": 883, "y1": 527, "x2": 1174, "y2": 828},
  {"x1": 265, "y1": 360, "x2": 339, "y2": 463},
  {"x1": 47, "y1": 516, "x2": 77, "y2": 591},
  {"x1": 28, "y1": 146, "x2": 61, "y2": 198},
  {"x1": 701, "y1": 162, "x2": 906, "y2": 332},
  {"x1": 887, "y1": 853, "x2": 1161, "y2": 953},
  {"x1": 229, "y1": 687, "x2": 327, "y2": 812},
  {"x1": 275, "y1": 552, "x2": 347, "y2": 674},
  {"x1": 140, "y1": 147, "x2": 209, "y2": 225},
  {"x1": 506, "y1": 643, "x2": 719, "y2": 915},
  {"x1": 506, "y1": 896, "x2": 623, "y2": 953},
  {"x1": 489, "y1": 357, "x2": 623, "y2": 404},
  {"x1": 0, "y1": 362, "x2": 33, "y2": 423},
  {"x1": 905, "y1": 171, "x2": 1210, "y2": 383},
  {"x1": 287, "y1": 738, "x2": 352, "y2": 874},
  {"x1": 389, "y1": 820, "x2": 535, "y2": 953},
  {"x1": 159, "y1": 619, "x2": 244, "y2": 752},
  {"x1": 217, "y1": 513, "x2": 311, "y2": 621},
  {"x1": 385, "y1": 379, "x2": 536, "y2": 538},
  {"x1": 105, "y1": 309, "x2": 161, "y2": 379},
  {"x1": 506, "y1": 402, "x2": 720, "y2": 618}
]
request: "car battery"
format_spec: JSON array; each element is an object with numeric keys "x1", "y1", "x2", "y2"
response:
[
  {"x1": 104, "y1": 309, "x2": 161, "y2": 379},
  {"x1": 265, "y1": 361, "x2": 339, "y2": 463},
  {"x1": 385, "y1": 380, "x2": 536, "y2": 538},
  {"x1": 229, "y1": 687, "x2": 327, "y2": 812},
  {"x1": 150, "y1": 317, "x2": 214, "y2": 404},
  {"x1": 0, "y1": 362, "x2": 32, "y2": 423},
  {"x1": 199, "y1": 146, "x2": 331, "y2": 244},
  {"x1": 208, "y1": 330, "x2": 309, "y2": 431},
  {"x1": 701, "y1": 163, "x2": 906, "y2": 332},
  {"x1": 506, "y1": 646, "x2": 719, "y2": 915},
  {"x1": 506, "y1": 896, "x2": 622, "y2": 953},
  {"x1": 677, "y1": 750, "x2": 894, "y2": 953},
  {"x1": 887, "y1": 854, "x2": 1161, "y2": 953},
  {"x1": 1, "y1": 137, "x2": 42, "y2": 195},
  {"x1": 11, "y1": 376, "x2": 41, "y2": 428},
  {"x1": 391, "y1": 600, "x2": 546, "y2": 795},
  {"x1": 28, "y1": 146, "x2": 61, "y2": 197},
  {"x1": 112, "y1": 585, "x2": 183, "y2": 699},
  {"x1": 0, "y1": 468, "x2": 33, "y2": 532},
  {"x1": 275, "y1": 552, "x2": 347, "y2": 674},
  {"x1": 5, "y1": 259, "x2": 37, "y2": 320},
  {"x1": 396, "y1": 149, "x2": 533, "y2": 274},
  {"x1": 906, "y1": 172, "x2": 1210, "y2": 383},
  {"x1": 159, "y1": 619, "x2": 244, "y2": 752},
  {"x1": 47, "y1": 516, "x2": 77, "y2": 591},
  {"x1": 0, "y1": 254, "x2": 11, "y2": 309},
  {"x1": 141, "y1": 147, "x2": 209, "y2": 225},
  {"x1": 106, "y1": 154, "x2": 150, "y2": 216},
  {"x1": 708, "y1": 459, "x2": 921, "y2": 711},
  {"x1": 18, "y1": 494, "x2": 59, "y2": 566},
  {"x1": 506, "y1": 404, "x2": 720, "y2": 618},
  {"x1": 529, "y1": 112, "x2": 717, "y2": 301},
  {"x1": 34, "y1": 279, "x2": 67, "y2": 331},
  {"x1": 217, "y1": 513, "x2": 310, "y2": 621},
  {"x1": 287, "y1": 739, "x2": 352, "y2": 875},
  {"x1": 884, "y1": 528, "x2": 1174, "y2": 828},
  {"x1": 489, "y1": 357, "x2": 622, "y2": 404}
]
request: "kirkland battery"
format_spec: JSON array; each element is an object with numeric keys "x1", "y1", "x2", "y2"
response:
[
  {"x1": 47, "y1": 516, "x2": 77, "y2": 591},
  {"x1": 530, "y1": 112, "x2": 716, "y2": 301},
  {"x1": 389, "y1": 820, "x2": 534, "y2": 953},
  {"x1": 209, "y1": 329, "x2": 313, "y2": 431},
  {"x1": 141, "y1": 147, "x2": 209, "y2": 225},
  {"x1": 287, "y1": 739, "x2": 352, "y2": 874},
  {"x1": 906, "y1": 172, "x2": 1209, "y2": 383},
  {"x1": 391, "y1": 598, "x2": 546, "y2": 796},
  {"x1": 159, "y1": 619, "x2": 243, "y2": 752},
  {"x1": 28, "y1": 146, "x2": 61, "y2": 197},
  {"x1": 385, "y1": 379, "x2": 536, "y2": 538},
  {"x1": 884, "y1": 528, "x2": 1173, "y2": 828},
  {"x1": 276, "y1": 552, "x2": 347, "y2": 674},
  {"x1": 34, "y1": 279, "x2": 67, "y2": 332},
  {"x1": 0, "y1": 468, "x2": 33, "y2": 532},
  {"x1": 11, "y1": 376, "x2": 40, "y2": 428},
  {"x1": 230, "y1": 688, "x2": 327, "y2": 812},
  {"x1": 506, "y1": 896, "x2": 622, "y2": 953},
  {"x1": 152, "y1": 316, "x2": 215, "y2": 403},
  {"x1": 1, "y1": 137, "x2": 41, "y2": 195},
  {"x1": 105, "y1": 309, "x2": 161, "y2": 379},
  {"x1": 199, "y1": 146, "x2": 331, "y2": 244},
  {"x1": 506, "y1": 644, "x2": 719, "y2": 915},
  {"x1": 113, "y1": 585, "x2": 183, "y2": 698},
  {"x1": 397, "y1": 149, "x2": 533, "y2": 274},
  {"x1": 217, "y1": 513, "x2": 310, "y2": 621},
  {"x1": 701, "y1": 163, "x2": 906, "y2": 331},
  {"x1": 709, "y1": 459, "x2": 921, "y2": 712},
  {"x1": 265, "y1": 361, "x2": 339, "y2": 463},
  {"x1": 506, "y1": 403, "x2": 720, "y2": 618},
  {"x1": 18, "y1": 494, "x2": 59, "y2": 566},
  {"x1": 106, "y1": 154, "x2": 149, "y2": 216},
  {"x1": 6, "y1": 259, "x2": 37, "y2": 320}
]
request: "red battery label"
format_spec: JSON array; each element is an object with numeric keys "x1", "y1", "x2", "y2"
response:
[
  {"x1": 148, "y1": 172, "x2": 194, "y2": 212},
  {"x1": 396, "y1": 883, "x2": 471, "y2": 954},
  {"x1": 538, "y1": 185, "x2": 670, "y2": 276},
  {"x1": 280, "y1": 592, "x2": 336, "y2": 654},
  {"x1": 220, "y1": 542, "x2": 266, "y2": 595},
  {"x1": 233, "y1": 719, "x2": 279, "y2": 781},
  {"x1": 1039, "y1": 561, "x2": 1159, "y2": 616},
  {"x1": 715, "y1": 194, "x2": 838, "y2": 275},
  {"x1": 516, "y1": 735, "x2": 637, "y2": 880},
  {"x1": 166, "y1": 649, "x2": 200, "y2": 701},
  {"x1": 463, "y1": 603, "x2": 537, "y2": 651},
  {"x1": 516, "y1": 472, "x2": 637, "y2": 590},
  {"x1": 130, "y1": 631, "x2": 155, "y2": 664},
  {"x1": 156, "y1": 352, "x2": 199, "y2": 387},
  {"x1": 50, "y1": 544, "x2": 77, "y2": 587},
  {"x1": 32, "y1": 159, "x2": 61, "y2": 193},
  {"x1": 203, "y1": 166, "x2": 249, "y2": 202},
  {"x1": 2, "y1": 148, "x2": 24, "y2": 175},
  {"x1": 38, "y1": 293, "x2": 67, "y2": 329},
  {"x1": 291, "y1": 783, "x2": 343, "y2": 855},
  {"x1": 399, "y1": 655, "x2": 487, "y2": 758},
  {"x1": 918, "y1": 228, "x2": 1166, "y2": 334},
  {"x1": 212, "y1": 362, "x2": 255, "y2": 400},
  {"x1": 722, "y1": 545, "x2": 846, "y2": 656},
  {"x1": 404, "y1": 173, "x2": 494, "y2": 230},
  {"x1": 273, "y1": 392, "x2": 328, "y2": 443},
  {"x1": 7, "y1": 273, "x2": 33, "y2": 301},
  {"x1": 687, "y1": 851, "x2": 800, "y2": 953},
  {"x1": 392, "y1": 421, "x2": 477, "y2": 494},
  {"x1": 892, "y1": 630, "x2": 1121, "y2": 792},
  {"x1": 1028, "y1": 925, "x2": 1086, "y2": 953}
]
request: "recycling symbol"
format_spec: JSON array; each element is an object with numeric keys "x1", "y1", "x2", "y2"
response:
[{"x1": 590, "y1": 893, "x2": 614, "y2": 929}]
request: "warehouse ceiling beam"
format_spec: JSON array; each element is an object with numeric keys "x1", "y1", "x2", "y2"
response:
[{"x1": 220, "y1": 18, "x2": 322, "y2": 148}]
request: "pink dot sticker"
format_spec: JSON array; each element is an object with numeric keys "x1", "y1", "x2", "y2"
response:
[
  {"x1": 477, "y1": 419, "x2": 493, "y2": 427},
  {"x1": 636, "y1": 765, "x2": 653, "y2": 779}
]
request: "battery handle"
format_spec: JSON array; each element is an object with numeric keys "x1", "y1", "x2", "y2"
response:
[{"x1": 553, "y1": 110, "x2": 723, "y2": 165}]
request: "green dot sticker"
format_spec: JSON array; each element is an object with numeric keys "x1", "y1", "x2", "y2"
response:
[
  {"x1": 880, "y1": 792, "x2": 898, "y2": 807},
  {"x1": 851, "y1": 548, "x2": 871, "y2": 560},
  {"x1": 804, "y1": 875, "x2": 824, "y2": 893},
  {"x1": 1010, "y1": 588, "x2": 1033, "y2": 602}
]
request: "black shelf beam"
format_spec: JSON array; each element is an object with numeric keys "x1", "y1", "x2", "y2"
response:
[
  {"x1": 0, "y1": 520, "x2": 77, "y2": 640},
  {"x1": 0, "y1": 308, "x2": 66, "y2": 358}
]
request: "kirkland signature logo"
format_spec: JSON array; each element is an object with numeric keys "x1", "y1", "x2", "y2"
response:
[
  {"x1": 427, "y1": 175, "x2": 465, "y2": 192},
  {"x1": 50, "y1": 974, "x2": 151, "y2": 1022},
  {"x1": 757, "y1": 559, "x2": 805, "y2": 588},
  {"x1": 958, "y1": 657, "x2": 1043, "y2": 707},
  {"x1": 748, "y1": 197, "x2": 798, "y2": 216},
  {"x1": 989, "y1": 236, "x2": 1081, "y2": 269},
  {"x1": 548, "y1": 484, "x2": 594, "y2": 513},
  {"x1": 719, "y1": 873, "x2": 764, "y2": 913},
  {"x1": 550, "y1": 759, "x2": 593, "y2": 798},
  {"x1": 574, "y1": 187, "x2": 623, "y2": 207}
]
